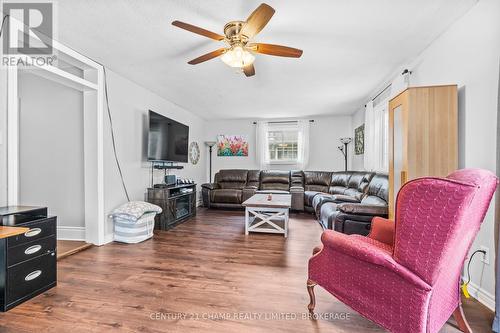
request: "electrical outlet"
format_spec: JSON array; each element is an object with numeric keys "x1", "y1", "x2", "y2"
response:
[{"x1": 480, "y1": 246, "x2": 490, "y2": 265}]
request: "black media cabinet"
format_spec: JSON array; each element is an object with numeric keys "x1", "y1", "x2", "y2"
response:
[
  {"x1": 0, "y1": 206, "x2": 57, "y2": 312},
  {"x1": 147, "y1": 184, "x2": 197, "y2": 230}
]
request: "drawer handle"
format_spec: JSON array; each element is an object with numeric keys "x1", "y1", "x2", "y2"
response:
[
  {"x1": 25, "y1": 270, "x2": 42, "y2": 281},
  {"x1": 24, "y1": 244, "x2": 42, "y2": 255},
  {"x1": 25, "y1": 228, "x2": 42, "y2": 238}
]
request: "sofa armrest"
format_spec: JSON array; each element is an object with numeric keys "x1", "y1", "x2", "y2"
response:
[
  {"x1": 290, "y1": 187, "x2": 304, "y2": 211},
  {"x1": 242, "y1": 187, "x2": 257, "y2": 202},
  {"x1": 329, "y1": 194, "x2": 360, "y2": 203},
  {"x1": 337, "y1": 203, "x2": 388, "y2": 216},
  {"x1": 201, "y1": 183, "x2": 219, "y2": 190},
  {"x1": 317, "y1": 231, "x2": 431, "y2": 290},
  {"x1": 368, "y1": 216, "x2": 395, "y2": 246},
  {"x1": 290, "y1": 186, "x2": 304, "y2": 192}
]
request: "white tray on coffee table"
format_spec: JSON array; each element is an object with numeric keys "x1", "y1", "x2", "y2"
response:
[{"x1": 242, "y1": 193, "x2": 292, "y2": 238}]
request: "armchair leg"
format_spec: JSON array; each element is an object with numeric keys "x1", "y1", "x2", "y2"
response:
[
  {"x1": 453, "y1": 304, "x2": 472, "y2": 333},
  {"x1": 307, "y1": 279, "x2": 317, "y2": 313}
]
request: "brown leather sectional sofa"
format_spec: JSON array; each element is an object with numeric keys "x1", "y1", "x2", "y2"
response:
[{"x1": 202, "y1": 169, "x2": 389, "y2": 236}]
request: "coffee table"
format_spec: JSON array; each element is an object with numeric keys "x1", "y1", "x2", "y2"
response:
[{"x1": 242, "y1": 193, "x2": 291, "y2": 237}]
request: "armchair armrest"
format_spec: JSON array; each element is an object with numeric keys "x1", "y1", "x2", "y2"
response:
[
  {"x1": 319, "y1": 231, "x2": 431, "y2": 291},
  {"x1": 244, "y1": 185, "x2": 258, "y2": 190},
  {"x1": 368, "y1": 216, "x2": 395, "y2": 246},
  {"x1": 201, "y1": 183, "x2": 219, "y2": 190},
  {"x1": 337, "y1": 203, "x2": 388, "y2": 215}
]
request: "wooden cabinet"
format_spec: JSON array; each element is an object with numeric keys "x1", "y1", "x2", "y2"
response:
[
  {"x1": 388, "y1": 85, "x2": 458, "y2": 218},
  {"x1": 147, "y1": 184, "x2": 197, "y2": 230}
]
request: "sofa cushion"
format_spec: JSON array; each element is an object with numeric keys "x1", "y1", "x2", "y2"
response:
[
  {"x1": 329, "y1": 172, "x2": 349, "y2": 194},
  {"x1": 304, "y1": 171, "x2": 332, "y2": 192},
  {"x1": 260, "y1": 170, "x2": 290, "y2": 191},
  {"x1": 246, "y1": 170, "x2": 261, "y2": 188},
  {"x1": 330, "y1": 172, "x2": 350, "y2": 186},
  {"x1": 216, "y1": 169, "x2": 248, "y2": 189},
  {"x1": 291, "y1": 170, "x2": 304, "y2": 187},
  {"x1": 361, "y1": 173, "x2": 389, "y2": 205},
  {"x1": 210, "y1": 189, "x2": 242, "y2": 204},
  {"x1": 344, "y1": 172, "x2": 375, "y2": 200}
]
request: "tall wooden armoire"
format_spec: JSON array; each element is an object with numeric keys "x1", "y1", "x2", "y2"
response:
[{"x1": 388, "y1": 85, "x2": 458, "y2": 218}]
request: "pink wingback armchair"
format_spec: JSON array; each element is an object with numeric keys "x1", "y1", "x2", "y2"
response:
[{"x1": 307, "y1": 169, "x2": 498, "y2": 333}]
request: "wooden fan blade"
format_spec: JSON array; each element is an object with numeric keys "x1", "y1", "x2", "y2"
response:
[
  {"x1": 251, "y1": 43, "x2": 303, "y2": 58},
  {"x1": 172, "y1": 20, "x2": 225, "y2": 41},
  {"x1": 240, "y1": 3, "x2": 275, "y2": 39},
  {"x1": 188, "y1": 48, "x2": 226, "y2": 65},
  {"x1": 243, "y1": 64, "x2": 255, "y2": 77}
]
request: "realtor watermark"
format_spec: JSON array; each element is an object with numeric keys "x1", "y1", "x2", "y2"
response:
[
  {"x1": 1, "y1": 2, "x2": 56, "y2": 67},
  {"x1": 149, "y1": 311, "x2": 351, "y2": 321}
]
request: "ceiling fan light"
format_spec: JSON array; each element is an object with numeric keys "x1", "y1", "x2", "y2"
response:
[{"x1": 221, "y1": 46, "x2": 255, "y2": 68}]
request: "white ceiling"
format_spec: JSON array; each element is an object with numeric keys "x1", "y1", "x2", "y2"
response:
[{"x1": 54, "y1": 0, "x2": 477, "y2": 119}]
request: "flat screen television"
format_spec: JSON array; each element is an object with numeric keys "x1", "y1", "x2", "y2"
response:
[{"x1": 147, "y1": 110, "x2": 189, "y2": 162}]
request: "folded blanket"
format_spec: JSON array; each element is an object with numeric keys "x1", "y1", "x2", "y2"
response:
[{"x1": 109, "y1": 201, "x2": 162, "y2": 221}]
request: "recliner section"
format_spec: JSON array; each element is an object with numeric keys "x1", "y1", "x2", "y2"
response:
[
  {"x1": 317, "y1": 173, "x2": 389, "y2": 234},
  {"x1": 202, "y1": 169, "x2": 389, "y2": 235}
]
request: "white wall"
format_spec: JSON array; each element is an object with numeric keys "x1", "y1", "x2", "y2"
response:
[
  {"x1": 406, "y1": 0, "x2": 499, "y2": 309},
  {"x1": 0, "y1": 66, "x2": 206, "y2": 243},
  {"x1": 351, "y1": 107, "x2": 365, "y2": 171},
  {"x1": 18, "y1": 74, "x2": 85, "y2": 239},
  {"x1": 102, "y1": 69, "x2": 206, "y2": 239},
  {"x1": 0, "y1": 68, "x2": 7, "y2": 206},
  {"x1": 204, "y1": 116, "x2": 353, "y2": 178}
]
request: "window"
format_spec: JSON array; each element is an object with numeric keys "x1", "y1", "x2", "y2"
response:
[
  {"x1": 267, "y1": 129, "x2": 298, "y2": 163},
  {"x1": 256, "y1": 120, "x2": 310, "y2": 169}
]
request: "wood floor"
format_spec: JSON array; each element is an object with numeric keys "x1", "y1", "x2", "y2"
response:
[
  {"x1": 57, "y1": 240, "x2": 92, "y2": 260},
  {"x1": 0, "y1": 209, "x2": 494, "y2": 333}
]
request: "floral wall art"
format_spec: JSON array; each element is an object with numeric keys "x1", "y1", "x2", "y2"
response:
[{"x1": 217, "y1": 135, "x2": 249, "y2": 157}]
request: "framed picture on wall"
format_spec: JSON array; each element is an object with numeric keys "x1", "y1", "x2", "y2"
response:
[
  {"x1": 216, "y1": 135, "x2": 249, "y2": 156},
  {"x1": 354, "y1": 124, "x2": 364, "y2": 155}
]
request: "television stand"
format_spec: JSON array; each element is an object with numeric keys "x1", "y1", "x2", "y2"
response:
[
  {"x1": 151, "y1": 161, "x2": 184, "y2": 170},
  {"x1": 146, "y1": 183, "x2": 196, "y2": 230}
]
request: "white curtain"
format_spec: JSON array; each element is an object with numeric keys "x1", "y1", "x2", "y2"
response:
[
  {"x1": 364, "y1": 71, "x2": 410, "y2": 172},
  {"x1": 296, "y1": 119, "x2": 310, "y2": 170},
  {"x1": 363, "y1": 101, "x2": 388, "y2": 172},
  {"x1": 255, "y1": 121, "x2": 270, "y2": 169},
  {"x1": 390, "y1": 71, "x2": 410, "y2": 99}
]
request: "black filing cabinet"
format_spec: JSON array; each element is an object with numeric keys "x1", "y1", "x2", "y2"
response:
[{"x1": 0, "y1": 206, "x2": 57, "y2": 311}]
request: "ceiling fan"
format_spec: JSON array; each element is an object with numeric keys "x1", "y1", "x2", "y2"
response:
[{"x1": 172, "y1": 3, "x2": 303, "y2": 77}]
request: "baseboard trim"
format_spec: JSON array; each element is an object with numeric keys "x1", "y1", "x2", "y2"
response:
[
  {"x1": 57, "y1": 226, "x2": 85, "y2": 241},
  {"x1": 103, "y1": 233, "x2": 114, "y2": 245},
  {"x1": 466, "y1": 279, "x2": 495, "y2": 311}
]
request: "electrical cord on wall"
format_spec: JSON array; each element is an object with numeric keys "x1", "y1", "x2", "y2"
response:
[
  {"x1": 103, "y1": 67, "x2": 130, "y2": 202},
  {"x1": 461, "y1": 249, "x2": 487, "y2": 298},
  {"x1": 0, "y1": 15, "x2": 9, "y2": 38},
  {"x1": 0, "y1": 13, "x2": 131, "y2": 203}
]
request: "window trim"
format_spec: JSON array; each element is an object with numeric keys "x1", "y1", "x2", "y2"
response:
[{"x1": 268, "y1": 160, "x2": 298, "y2": 165}]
